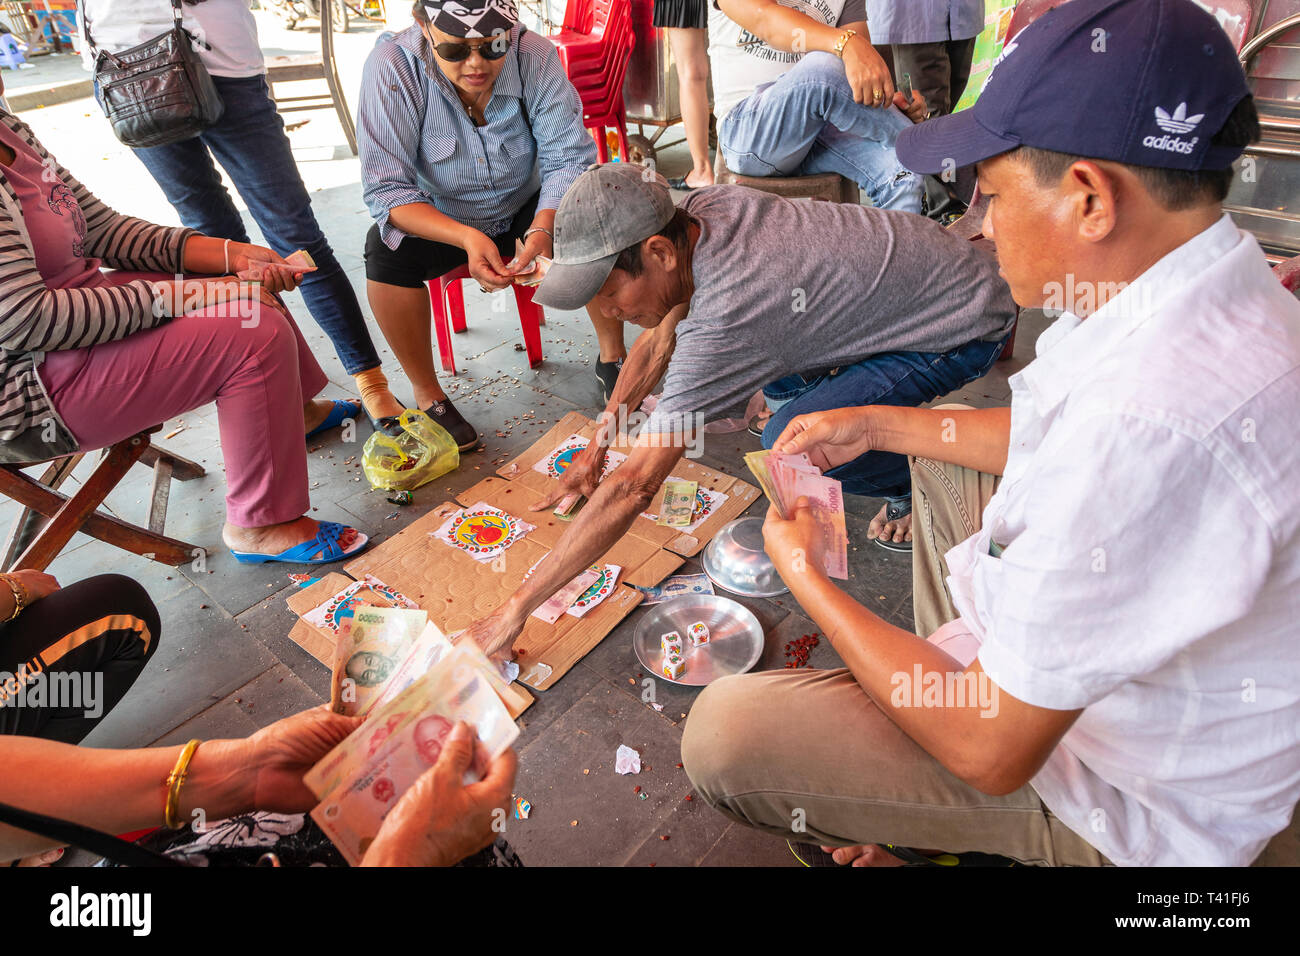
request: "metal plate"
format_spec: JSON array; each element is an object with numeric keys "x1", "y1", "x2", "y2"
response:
[
  {"x1": 633, "y1": 595, "x2": 765, "y2": 687},
  {"x1": 701, "y1": 516, "x2": 790, "y2": 598}
]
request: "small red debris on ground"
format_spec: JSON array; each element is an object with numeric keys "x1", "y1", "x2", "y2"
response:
[
  {"x1": 634, "y1": 785, "x2": 641, "y2": 793},
  {"x1": 659, "y1": 834, "x2": 670, "y2": 841},
  {"x1": 784, "y1": 633, "x2": 820, "y2": 669}
]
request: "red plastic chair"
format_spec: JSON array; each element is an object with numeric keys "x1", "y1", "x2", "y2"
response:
[
  {"x1": 551, "y1": 0, "x2": 635, "y2": 161},
  {"x1": 428, "y1": 266, "x2": 545, "y2": 373}
]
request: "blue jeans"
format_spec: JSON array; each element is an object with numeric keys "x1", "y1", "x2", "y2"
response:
[
  {"x1": 719, "y1": 52, "x2": 924, "y2": 213},
  {"x1": 759, "y1": 335, "x2": 1008, "y2": 499},
  {"x1": 130, "y1": 75, "x2": 379, "y2": 375}
]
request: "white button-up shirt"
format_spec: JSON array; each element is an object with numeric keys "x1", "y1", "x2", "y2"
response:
[{"x1": 946, "y1": 215, "x2": 1300, "y2": 866}]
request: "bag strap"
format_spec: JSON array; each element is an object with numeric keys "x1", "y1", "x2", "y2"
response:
[
  {"x1": 0, "y1": 800, "x2": 184, "y2": 868},
  {"x1": 84, "y1": 0, "x2": 186, "y2": 61}
]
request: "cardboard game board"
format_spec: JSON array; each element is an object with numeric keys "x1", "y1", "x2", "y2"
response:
[
  {"x1": 286, "y1": 571, "x2": 534, "y2": 717},
  {"x1": 339, "y1": 481, "x2": 683, "y2": 690},
  {"x1": 496, "y1": 411, "x2": 760, "y2": 557}
]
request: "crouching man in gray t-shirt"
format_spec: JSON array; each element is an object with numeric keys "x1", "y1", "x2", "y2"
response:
[{"x1": 460, "y1": 163, "x2": 1015, "y2": 658}]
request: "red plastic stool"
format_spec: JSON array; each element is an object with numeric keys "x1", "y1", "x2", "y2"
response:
[{"x1": 429, "y1": 264, "x2": 546, "y2": 374}]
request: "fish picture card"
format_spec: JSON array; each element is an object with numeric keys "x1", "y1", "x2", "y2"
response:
[
  {"x1": 640, "y1": 479, "x2": 728, "y2": 534},
  {"x1": 302, "y1": 574, "x2": 419, "y2": 635},
  {"x1": 533, "y1": 434, "x2": 627, "y2": 481},
  {"x1": 433, "y1": 502, "x2": 534, "y2": 563}
]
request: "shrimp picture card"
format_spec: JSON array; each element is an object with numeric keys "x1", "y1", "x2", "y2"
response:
[
  {"x1": 433, "y1": 502, "x2": 534, "y2": 563},
  {"x1": 532, "y1": 434, "x2": 627, "y2": 481}
]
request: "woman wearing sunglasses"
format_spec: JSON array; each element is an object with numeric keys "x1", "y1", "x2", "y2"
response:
[{"x1": 357, "y1": 0, "x2": 605, "y2": 448}]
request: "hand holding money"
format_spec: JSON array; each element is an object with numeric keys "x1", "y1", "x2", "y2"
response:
[
  {"x1": 746, "y1": 449, "x2": 849, "y2": 579},
  {"x1": 360, "y1": 721, "x2": 517, "y2": 867},
  {"x1": 770, "y1": 407, "x2": 879, "y2": 473}
]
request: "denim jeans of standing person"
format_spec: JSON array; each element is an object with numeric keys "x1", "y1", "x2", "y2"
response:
[
  {"x1": 758, "y1": 334, "x2": 1008, "y2": 504},
  {"x1": 130, "y1": 74, "x2": 380, "y2": 375},
  {"x1": 718, "y1": 52, "x2": 924, "y2": 213}
]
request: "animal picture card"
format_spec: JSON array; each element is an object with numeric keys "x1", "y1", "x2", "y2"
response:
[
  {"x1": 640, "y1": 479, "x2": 728, "y2": 534},
  {"x1": 533, "y1": 434, "x2": 627, "y2": 481},
  {"x1": 301, "y1": 574, "x2": 419, "y2": 636},
  {"x1": 433, "y1": 502, "x2": 535, "y2": 563}
]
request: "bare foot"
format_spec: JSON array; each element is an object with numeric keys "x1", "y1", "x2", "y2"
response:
[
  {"x1": 869, "y1": 503, "x2": 913, "y2": 545},
  {"x1": 412, "y1": 385, "x2": 449, "y2": 410},
  {"x1": 684, "y1": 169, "x2": 715, "y2": 189},
  {"x1": 819, "y1": 844, "x2": 907, "y2": 867},
  {"x1": 303, "y1": 398, "x2": 356, "y2": 435},
  {"x1": 15, "y1": 847, "x2": 64, "y2": 866},
  {"x1": 223, "y1": 516, "x2": 361, "y2": 559}
]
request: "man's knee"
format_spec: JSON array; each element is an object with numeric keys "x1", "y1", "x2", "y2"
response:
[{"x1": 681, "y1": 674, "x2": 760, "y2": 808}]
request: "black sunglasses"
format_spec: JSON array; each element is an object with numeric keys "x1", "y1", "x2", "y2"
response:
[{"x1": 433, "y1": 35, "x2": 512, "y2": 62}]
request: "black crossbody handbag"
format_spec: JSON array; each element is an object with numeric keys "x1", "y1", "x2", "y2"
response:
[{"x1": 83, "y1": 0, "x2": 224, "y2": 148}]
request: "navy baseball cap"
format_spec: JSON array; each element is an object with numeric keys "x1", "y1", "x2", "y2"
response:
[{"x1": 896, "y1": 0, "x2": 1252, "y2": 175}]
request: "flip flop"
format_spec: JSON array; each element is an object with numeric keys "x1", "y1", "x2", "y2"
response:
[
  {"x1": 873, "y1": 498, "x2": 913, "y2": 553},
  {"x1": 666, "y1": 176, "x2": 697, "y2": 191},
  {"x1": 306, "y1": 399, "x2": 362, "y2": 441},
  {"x1": 230, "y1": 521, "x2": 369, "y2": 565}
]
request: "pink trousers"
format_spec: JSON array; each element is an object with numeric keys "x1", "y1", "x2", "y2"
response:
[{"x1": 40, "y1": 271, "x2": 329, "y2": 528}]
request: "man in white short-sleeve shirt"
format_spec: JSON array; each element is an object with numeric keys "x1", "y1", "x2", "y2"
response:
[{"x1": 680, "y1": 0, "x2": 1300, "y2": 867}]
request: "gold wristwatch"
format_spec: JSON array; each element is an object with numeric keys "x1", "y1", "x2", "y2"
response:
[
  {"x1": 0, "y1": 572, "x2": 29, "y2": 622},
  {"x1": 833, "y1": 29, "x2": 858, "y2": 58}
]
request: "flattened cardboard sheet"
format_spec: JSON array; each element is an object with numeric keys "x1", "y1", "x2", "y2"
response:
[
  {"x1": 496, "y1": 411, "x2": 760, "y2": 557},
  {"x1": 342, "y1": 491, "x2": 684, "y2": 691},
  {"x1": 286, "y1": 570, "x2": 533, "y2": 716}
]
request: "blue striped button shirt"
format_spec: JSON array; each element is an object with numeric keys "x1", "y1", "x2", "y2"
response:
[
  {"x1": 358, "y1": 23, "x2": 598, "y2": 250},
  {"x1": 865, "y1": 0, "x2": 985, "y2": 45}
]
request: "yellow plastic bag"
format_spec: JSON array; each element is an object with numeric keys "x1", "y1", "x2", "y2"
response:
[{"x1": 361, "y1": 409, "x2": 459, "y2": 492}]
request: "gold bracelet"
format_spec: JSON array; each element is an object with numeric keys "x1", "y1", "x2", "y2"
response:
[
  {"x1": 833, "y1": 28, "x2": 858, "y2": 58},
  {"x1": 164, "y1": 739, "x2": 202, "y2": 830},
  {"x1": 0, "y1": 573, "x2": 28, "y2": 623}
]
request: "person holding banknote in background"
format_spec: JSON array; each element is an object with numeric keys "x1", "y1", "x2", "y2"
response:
[
  {"x1": 681, "y1": 0, "x2": 1300, "y2": 867},
  {"x1": 459, "y1": 161, "x2": 1015, "y2": 654},
  {"x1": 0, "y1": 707, "x2": 516, "y2": 867}
]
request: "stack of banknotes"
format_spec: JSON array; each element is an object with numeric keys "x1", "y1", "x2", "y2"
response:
[
  {"x1": 744, "y1": 450, "x2": 849, "y2": 579},
  {"x1": 308, "y1": 606, "x2": 520, "y2": 864}
]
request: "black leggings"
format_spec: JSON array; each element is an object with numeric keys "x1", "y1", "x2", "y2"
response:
[{"x1": 0, "y1": 574, "x2": 160, "y2": 744}]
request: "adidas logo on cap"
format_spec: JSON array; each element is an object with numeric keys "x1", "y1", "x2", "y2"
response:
[{"x1": 1143, "y1": 103, "x2": 1204, "y2": 155}]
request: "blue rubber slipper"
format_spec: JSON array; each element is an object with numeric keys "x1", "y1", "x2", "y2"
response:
[
  {"x1": 306, "y1": 399, "x2": 362, "y2": 442},
  {"x1": 230, "y1": 521, "x2": 369, "y2": 565}
]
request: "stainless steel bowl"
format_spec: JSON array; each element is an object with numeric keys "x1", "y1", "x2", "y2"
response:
[
  {"x1": 633, "y1": 595, "x2": 764, "y2": 686},
  {"x1": 701, "y1": 516, "x2": 789, "y2": 598}
]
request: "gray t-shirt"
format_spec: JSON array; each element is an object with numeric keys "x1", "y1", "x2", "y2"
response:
[{"x1": 644, "y1": 186, "x2": 1016, "y2": 433}]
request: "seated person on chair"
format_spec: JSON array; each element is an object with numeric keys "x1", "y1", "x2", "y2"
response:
[
  {"x1": 459, "y1": 163, "x2": 1015, "y2": 657},
  {"x1": 682, "y1": 0, "x2": 1300, "y2": 867},
  {"x1": 0, "y1": 96, "x2": 368, "y2": 566},
  {"x1": 357, "y1": 0, "x2": 613, "y2": 445},
  {"x1": 708, "y1": 0, "x2": 928, "y2": 212}
]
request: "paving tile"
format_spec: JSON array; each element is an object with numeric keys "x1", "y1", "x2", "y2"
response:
[
  {"x1": 78, "y1": 587, "x2": 278, "y2": 750},
  {"x1": 507, "y1": 681, "x2": 688, "y2": 866},
  {"x1": 758, "y1": 610, "x2": 847, "y2": 674},
  {"x1": 235, "y1": 586, "x2": 335, "y2": 697},
  {"x1": 699, "y1": 819, "x2": 802, "y2": 867},
  {"x1": 512, "y1": 663, "x2": 604, "y2": 752},
  {"x1": 623, "y1": 787, "x2": 732, "y2": 867}
]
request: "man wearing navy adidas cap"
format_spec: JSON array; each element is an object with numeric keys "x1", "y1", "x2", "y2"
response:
[{"x1": 682, "y1": 0, "x2": 1300, "y2": 866}]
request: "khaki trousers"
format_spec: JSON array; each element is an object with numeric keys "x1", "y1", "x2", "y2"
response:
[{"x1": 680, "y1": 453, "x2": 1111, "y2": 866}]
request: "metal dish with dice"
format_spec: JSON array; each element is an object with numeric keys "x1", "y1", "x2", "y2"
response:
[{"x1": 633, "y1": 595, "x2": 765, "y2": 686}]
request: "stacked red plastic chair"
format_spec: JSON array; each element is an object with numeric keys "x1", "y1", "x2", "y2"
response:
[{"x1": 550, "y1": 0, "x2": 636, "y2": 162}]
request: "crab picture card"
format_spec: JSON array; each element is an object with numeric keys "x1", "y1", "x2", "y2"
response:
[
  {"x1": 300, "y1": 573, "x2": 419, "y2": 635},
  {"x1": 433, "y1": 501, "x2": 535, "y2": 564},
  {"x1": 496, "y1": 411, "x2": 762, "y2": 558}
]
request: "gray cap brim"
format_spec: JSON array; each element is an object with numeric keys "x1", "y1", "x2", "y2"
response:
[{"x1": 531, "y1": 251, "x2": 618, "y2": 311}]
